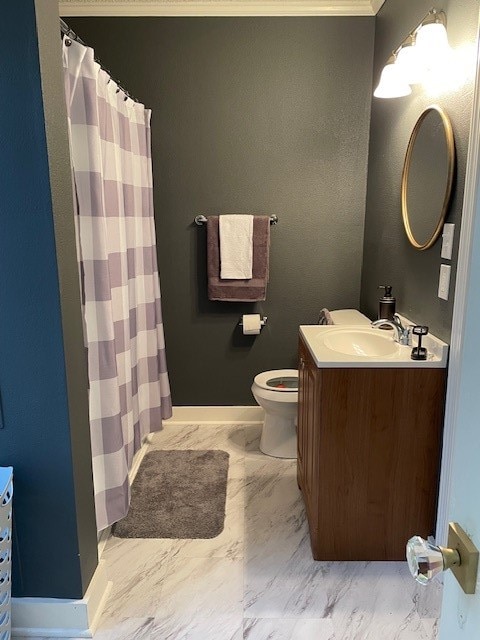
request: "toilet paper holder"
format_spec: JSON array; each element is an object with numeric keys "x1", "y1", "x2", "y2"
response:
[{"x1": 239, "y1": 316, "x2": 268, "y2": 328}]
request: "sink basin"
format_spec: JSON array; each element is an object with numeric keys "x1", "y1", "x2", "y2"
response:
[
  {"x1": 299, "y1": 320, "x2": 449, "y2": 368},
  {"x1": 323, "y1": 328, "x2": 397, "y2": 357}
]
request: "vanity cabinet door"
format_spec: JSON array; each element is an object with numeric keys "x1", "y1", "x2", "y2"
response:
[
  {"x1": 297, "y1": 339, "x2": 309, "y2": 486},
  {"x1": 297, "y1": 338, "x2": 319, "y2": 517},
  {"x1": 297, "y1": 340, "x2": 307, "y2": 483}
]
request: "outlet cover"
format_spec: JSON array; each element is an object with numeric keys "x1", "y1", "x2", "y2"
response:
[
  {"x1": 438, "y1": 264, "x2": 451, "y2": 300},
  {"x1": 441, "y1": 224, "x2": 455, "y2": 260}
]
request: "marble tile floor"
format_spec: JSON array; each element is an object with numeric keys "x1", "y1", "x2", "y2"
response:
[{"x1": 30, "y1": 423, "x2": 442, "y2": 640}]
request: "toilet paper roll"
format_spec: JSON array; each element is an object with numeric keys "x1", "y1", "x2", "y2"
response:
[{"x1": 242, "y1": 314, "x2": 262, "y2": 335}]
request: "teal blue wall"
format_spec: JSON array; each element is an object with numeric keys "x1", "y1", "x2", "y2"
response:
[{"x1": 0, "y1": 0, "x2": 96, "y2": 598}]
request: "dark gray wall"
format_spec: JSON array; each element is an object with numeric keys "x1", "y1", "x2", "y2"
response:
[
  {"x1": 360, "y1": 0, "x2": 479, "y2": 341},
  {"x1": 35, "y1": 0, "x2": 99, "y2": 595},
  {"x1": 67, "y1": 16, "x2": 375, "y2": 405},
  {"x1": 0, "y1": 0, "x2": 97, "y2": 598}
]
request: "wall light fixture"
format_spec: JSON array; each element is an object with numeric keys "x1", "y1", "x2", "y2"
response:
[
  {"x1": 374, "y1": 9, "x2": 451, "y2": 99},
  {"x1": 395, "y1": 36, "x2": 425, "y2": 85},
  {"x1": 374, "y1": 54, "x2": 412, "y2": 98}
]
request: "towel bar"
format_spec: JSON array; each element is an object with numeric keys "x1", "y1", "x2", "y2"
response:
[{"x1": 194, "y1": 214, "x2": 278, "y2": 226}]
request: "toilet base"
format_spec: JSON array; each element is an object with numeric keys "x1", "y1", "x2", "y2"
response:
[{"x1": 259, "y1": 412, "x2": 297, "y2": 459}]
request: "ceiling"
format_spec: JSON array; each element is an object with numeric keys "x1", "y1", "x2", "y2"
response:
[{"x1": 59, "y1": 0, "x2": 386, "y2": 17}]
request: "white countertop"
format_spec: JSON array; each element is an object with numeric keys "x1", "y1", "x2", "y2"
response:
[{"x1": 299, "y1": 320, "x2": 449, "y2": 369}]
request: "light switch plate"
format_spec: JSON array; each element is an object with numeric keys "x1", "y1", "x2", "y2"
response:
[
  {"x1": 438, "y1": 264, "x2": 451, "y2": 300},
  {"x1": 441, "y1": 223, "x2": 455, "y2": 260}
]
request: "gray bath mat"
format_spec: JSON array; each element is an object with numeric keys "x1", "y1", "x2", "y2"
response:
[{"x1": 113, "y1": 449, "x2": 229, "y2": 539}]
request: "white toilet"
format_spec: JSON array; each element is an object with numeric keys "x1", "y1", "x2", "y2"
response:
[
  {"x1": 251, "y1": 309, "x2": 370, "y2": 459},
  {"x1": 251, "y1": 369, "x2": 299, "y2": 458}
]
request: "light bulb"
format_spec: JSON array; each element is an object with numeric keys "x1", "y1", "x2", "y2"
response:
[
  {"x1": 416, "y1": 22, "x2": 451, "y2": 70},
  {"x1": 374, "y1": 62, "x2": 412, "y2": 99},
  {"x1": 395, "y1": 43, "x2": 425, "y2": 85}
]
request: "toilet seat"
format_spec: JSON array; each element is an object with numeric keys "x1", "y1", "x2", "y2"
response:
[{"x1": 253, "y1": 369, "x2": 298, "y2": 392}]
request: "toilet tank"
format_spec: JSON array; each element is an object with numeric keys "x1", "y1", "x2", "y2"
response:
[{"x1": 329, "y1": 309, "x2": 371, "y2": 325}]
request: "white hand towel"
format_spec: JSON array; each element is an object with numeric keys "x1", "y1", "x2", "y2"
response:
[{"x1": 219, "y1": 215, "x2": 254, "y2": 279}]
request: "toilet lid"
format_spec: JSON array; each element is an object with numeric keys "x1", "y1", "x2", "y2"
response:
[{"x1": 253, "y1": 369, "x2": 298, "y2": 392}]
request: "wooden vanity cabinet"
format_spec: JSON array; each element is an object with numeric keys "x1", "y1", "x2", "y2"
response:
[{"x1": 297, "y1": 334, "x2": 446, "y2": 561}]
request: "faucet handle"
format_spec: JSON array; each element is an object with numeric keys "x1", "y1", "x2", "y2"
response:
[
  {"x1": 403, "y1": 324, "x2": 415, "y2": 346},
  {"x1": 391, "y1": 315, "x2": 414, "y2": 345},
  {"x1": 393, "y1": 313, "x2": 405, "y2": 328}
]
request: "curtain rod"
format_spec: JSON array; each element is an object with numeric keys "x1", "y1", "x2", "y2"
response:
[{"x1": 60, "y1": 18, "x2": 140, "y2": 103}]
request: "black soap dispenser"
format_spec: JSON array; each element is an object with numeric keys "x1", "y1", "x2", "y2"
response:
[{"x1": 378, "y1": 285, "x2": 396, "y2": 321}]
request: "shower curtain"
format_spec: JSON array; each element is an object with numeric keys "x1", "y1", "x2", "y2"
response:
[{"x1": 63, "y1": 37, "x2": 172, "y2": 531}]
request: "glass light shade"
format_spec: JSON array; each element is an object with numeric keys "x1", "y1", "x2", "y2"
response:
[
  {"x1": 374, "y1": 63, "x2": 412, "y2": 99},
  {"x1": 395, "y1": 44, "x2": 425, "y2": 85},
  {"x1": 416, "y1": 23, "x2": 451, "y2": 69}
]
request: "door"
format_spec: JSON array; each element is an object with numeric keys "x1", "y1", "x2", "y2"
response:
[
  {"x1": 438, "y1": 92, "x2": 480, "y2": 636},
  {"x1": 438, "y1": 203, "x2": 480, "y2": 635}
]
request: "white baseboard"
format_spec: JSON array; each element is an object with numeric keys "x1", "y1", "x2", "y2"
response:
[
  {"x1": 129, "y1": 433, "x2": 154, "y2": 483},
  {"x1": 97, "y1": 526, "x2": 111, "y2": 559},
  {"x1": 11, "y1": 560, "x2": 112, "y2": 638},
  {"x1": 164, "y1": 405, "x2": 264, "y2": 424},
  {"x1": 96, "y1": 432, "x2": 153, "y2": 559}
]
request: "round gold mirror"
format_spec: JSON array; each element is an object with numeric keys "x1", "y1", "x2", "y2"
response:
[{"x1": 401, "y1": 106, "x2": 455, "y2": 251}]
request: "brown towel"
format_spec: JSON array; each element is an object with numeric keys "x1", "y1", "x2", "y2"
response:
[{"x1": 207, "y1": 215, "x2": 270, "y2": 301}]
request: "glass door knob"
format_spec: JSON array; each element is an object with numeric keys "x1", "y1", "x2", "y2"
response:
[
  {"x1": 407, "y1": 524, "x2": 479, "y2": 594},
  {"x1": 406, "y1": 535, "x2": 460, "y2": 585}
]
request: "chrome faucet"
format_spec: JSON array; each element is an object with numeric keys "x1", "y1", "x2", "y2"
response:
[{"x1": 371, "y1": 314, "x2": 413, "y2": 346}]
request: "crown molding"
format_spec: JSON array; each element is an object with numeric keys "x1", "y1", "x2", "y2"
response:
[
  {"x1": 59, "y1": 0, "x2": 386, "y2": 17},
  {"x1": 369, "y1": 0, "x2": 385, "y2": 14}
]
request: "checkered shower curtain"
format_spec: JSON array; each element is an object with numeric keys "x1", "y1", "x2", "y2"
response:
[{"x1": 63, "y1": 38, "x2": 172, "y2": 531}]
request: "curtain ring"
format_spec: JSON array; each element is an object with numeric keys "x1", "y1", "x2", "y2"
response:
[{"x1": 65, "y1": 37, "x2": 72, "y2": 47}]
